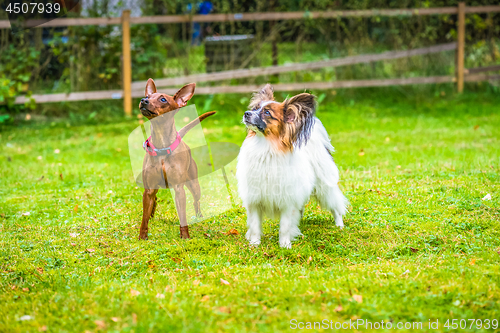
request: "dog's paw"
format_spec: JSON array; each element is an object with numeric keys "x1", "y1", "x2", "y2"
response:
[
  {"x1": 334, "y1": 213, "x2": 344, "y2": 229},
  {"x1": 246, "y1": 230, "x2": 261, "y2": 247},
  {"x1": 279, "y1": 239, "x2": 292, "y2": 249},
  {"x1": 248, "y1": 239, "x2": 261, "y2": 247}
]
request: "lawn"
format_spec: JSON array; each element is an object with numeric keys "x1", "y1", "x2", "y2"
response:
[{"x1": 1, "y1": 86, "x2": 499, "y2": 332}]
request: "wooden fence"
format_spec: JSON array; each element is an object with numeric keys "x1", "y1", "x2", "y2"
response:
[{"x1": 3, "y1": 3, "x2": 500, "y2": 114}]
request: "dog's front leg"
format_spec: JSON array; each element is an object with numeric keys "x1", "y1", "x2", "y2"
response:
[
  {"x1": 173, "y1": 184, "x2": 190, "y2": 239},
  {"x1": 245, "y1": 205, "x2": 263, "y2": 246},
  {"x1": 279, "y1": 208, "x2": 302, "y2": 249},
  {"x1": 140, "y1": 189, "x2": 158, "y2": 240}
]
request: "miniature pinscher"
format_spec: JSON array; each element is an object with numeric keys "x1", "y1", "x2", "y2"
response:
[{"x1": 139, "y1": 79, "x2": 215, "y2": 239}]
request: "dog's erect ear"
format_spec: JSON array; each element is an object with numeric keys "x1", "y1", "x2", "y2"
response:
[
  {"x1": 145, "y1": 78, "x2": 157, "y2": 97},
  {"x1": 282, "y1": 93, "x2": 316, "y2": 148},
  {"x1": 173, "y1": 83, "x2": 196, "y2": 107},
  {"x1": 283, "y1": 93, "x2": 316, "y2": 123},
  {"x1": 258, "y1": 84, "x2": 274, "y2": 101},
  {"x1": 249, "y1": 84, "x2": 274, "y2": 110}
]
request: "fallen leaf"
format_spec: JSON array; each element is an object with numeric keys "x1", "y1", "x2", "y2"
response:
[
  {"x1": 69, "y1": 233, "x2": 79, "y2": 238},
  {"x1": 130, "y1": 289, "x2": 140, "y2": 296},
  {"x1": 226, "y1": 229, "x2": 239, "y2": 236},
  {"x1": 36, "y1": 267, "x2": 43, "y2": 274},
  {"x1": 482, "y1": 193, "x2": 492, "y2": 201},
  {"x1": 298, "y1": 276, "x2": 307, "y2": 279},
  {"x1": 132, "y1": 313, "x2": 137, "y2": 324},
  {"x1": 220, "y1": 278, "x2": 230, "y2": 285},
  {"x1": 334, "y1": 305, "x2": 343, "y2": 312},
  {"x1": 38, "y1": 325, "x2": 47, "y2": 332},
  {"x1": 209, "y1": 203, "x2": 215, "y2": 206},
  {"x1": 218, "y1": 306, "x2": 231, "y2": 313},
  {"x1": 86, "y1": 248, "x2": 95, "y2": 253},
  {"x1": 70, "y1": 243, "x2": 76, "y2": 246},
  {"x1": 11, "y1": 285, "x2": 16, "y2": 290},
  {"x1": 407, "y1": 198, "x2": 412, "y2": 204},
  {"x1": 37, "y1": 175, "x2": 44, "y2": 181},
  {"x1": 358, "y1": 149, "x2": 365, "y2": 156},
  {"x1": 410, "y1": 247, "x2": 419, "y2": 253},
  {"x1": 353, "y1": 295, "x2": 363, "y2": 303},
  {"x1": 156, "y1": 293, "x2": 165, "y2": 299},
  {"x1": 474, "y1": 125, "x2": 479, "y2": 130},
  {"x1": 59, "y1": 173, "x2": 63, "y2": 180},
  {"x1": 307, "y1": 256, "x2": 313, "y2": 264},
  {"x1": 22, "y1": 212, "x2": 30, "y2": 216},
  {"x1": 22, "y1": 287, "x2": 29, "y2": 292},
  {"x1": 201, "y1": 295, "x2": 210, "y2": 302},
  {"x1": 94, "y1": 320, "x2": 106, "y2": 329},
  {"x1": 73, "y1": 204, "x2": 78, "y2": 213},
  {"x1": 110, "y1": 317, "x2": 120, "y2": 322},
  {"x1": 193, "y1": 280, "x2": 201, "y2": 286},
  {"x1": 469, "y1": 258, "x2": 476, "y2": 265}
]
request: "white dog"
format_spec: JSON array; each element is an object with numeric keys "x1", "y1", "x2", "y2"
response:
[{"x1": 236, "y1": 84, "x2": 348, "y2": 248}]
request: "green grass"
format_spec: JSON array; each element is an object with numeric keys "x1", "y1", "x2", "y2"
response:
[{"x1": 1, "y1": 86, "x2": 500, "y2": 332}]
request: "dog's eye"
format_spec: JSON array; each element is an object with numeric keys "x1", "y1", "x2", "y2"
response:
[
  {"x1": 160, "y1": 97, "x2": 167, "y2": 103},
  {"x1": 264, "y1": 110, "x2": 270, "y2": 116}
]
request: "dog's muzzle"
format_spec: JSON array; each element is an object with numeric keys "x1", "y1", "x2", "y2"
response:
[
  {"x1": 243, "y1": 110, "x2": 266, "y2": 132},
  {"x1": 140, "y1": 98, "x2": 156, "y2": 117}
]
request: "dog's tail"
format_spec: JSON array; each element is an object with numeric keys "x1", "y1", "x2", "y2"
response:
[{"x1": 179, "y1": 111, "x2": 216, "y2": 138}]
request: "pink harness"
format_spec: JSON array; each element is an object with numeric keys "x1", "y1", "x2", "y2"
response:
[{"x1": 143, "y1": 132, "x2": 182, "y2": 156}]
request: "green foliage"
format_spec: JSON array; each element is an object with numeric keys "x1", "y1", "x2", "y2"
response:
[
  {"x1": 1, "y1": 0, "x2": 499, "y2": 116},
  {"x1": 0, "y1": 44, "x2": 38, "y2": 111}
]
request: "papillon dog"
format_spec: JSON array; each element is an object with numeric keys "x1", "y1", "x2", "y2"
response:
[{"x1": 236, "y1": 84, "x2": 348, "y2": 248}]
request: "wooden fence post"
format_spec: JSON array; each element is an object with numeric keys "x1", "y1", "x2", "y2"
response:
[
  {"x1": 122, "y1": 9, "x2": 132, "y2": 116},
  {"x1": 457, "y1": 2, "x2": 465, "y2": 93}
]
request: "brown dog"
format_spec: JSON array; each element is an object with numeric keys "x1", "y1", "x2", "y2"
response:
[{"x1": 138, "y1": 78, "x2": 215, "y2": 239}]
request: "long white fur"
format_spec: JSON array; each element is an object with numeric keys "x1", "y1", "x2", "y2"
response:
[{"x1": 236, "y1": 117, "x2": 348, "y2": 248}]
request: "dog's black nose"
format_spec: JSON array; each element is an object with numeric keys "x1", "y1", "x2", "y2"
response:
[
  {"x1": 244, "y1": 111, "x2": 251, "y2": 118},
  {"x1": 141, "y1": 98, "x2": 149, "y2": 104}
]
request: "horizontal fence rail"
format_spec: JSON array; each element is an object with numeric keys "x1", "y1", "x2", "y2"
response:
[
  {"x1": 131, "y1": 43, "x2": 457, "y2": 89},
  {"x1": 1, "y1": 6, "x2": 500, "y2": 28},
  {"x1": 466, "y1": 64, "x2": 500, "y2": 74},
  {"x1": 12, "y1": 72, "x2": 500, "y2": 105}
]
